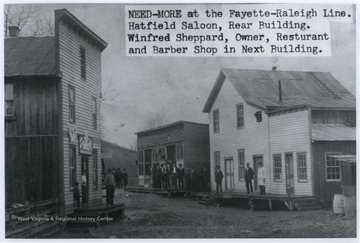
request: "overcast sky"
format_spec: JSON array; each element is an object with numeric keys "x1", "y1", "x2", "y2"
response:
[{"x1": 8, "y1": 3, "x2": 356, "y2": 148}]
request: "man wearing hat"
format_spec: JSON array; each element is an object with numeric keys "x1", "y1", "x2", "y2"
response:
[
  {"x1": 257, "y1": 161, "x2": 266, "y2": 195},
  {"x1": 105, "y1": 169, "x2": 116, "y2": 206},
  {"x1": 245, "y1": 162, "x2": 254, "y2": 194},
  {"x1": 215, "y1": 165, "x2": 224, "y2": 194},
  {"x1": 177, "y1": 164, "x2": 184, "y2": 190}
]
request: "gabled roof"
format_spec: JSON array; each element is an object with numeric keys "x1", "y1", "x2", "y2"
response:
[
  {"x1": 5, "y1": 36, "x2": 56, "y2": 77},
  {"x1": 203, "y1": 69, "x2": 355, "y2": 113}
]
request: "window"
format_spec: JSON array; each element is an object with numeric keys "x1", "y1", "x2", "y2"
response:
[
  {"x1": 5, "y1": 83, "x2": 14, "y2": 117},
  {"x1": 214, "y1": 151, "x2": 220, "y2": 169},
  {"x1": 238, "y1": 149, "x2": 245, "y2": 181},
  {"x1": 138, "y1": 150, "x2": 144, "y2": 176},
  {"x1": 152, "y1": 149, "x2": 158, "y2": 163},
  {"x1": 80, "y1": 47, "x2": 86, "y2": 79},
  {"x1": 213, "y1": 109, "x2": 220, "y2": 133},
  {"x1": 144, "y1": 149, "x2": 152, "y2": 176},
  {"x1": 176, "y1": 144, "x2": 183, "y2": 160},
  {"x1": 69, "y1": 146, "x2": 76, "y2": 188},
  {"x1": 326, "y1": 152, "x2": 341, "y2": 181},
  {"x1": 92, "y1": 150, "x2": 98, "y2": 189},
  {"x1": 236, "y1": 103, "x2": 244, "y2": 128},
  {"x1": 92, "y1": 97, "x2": 97, "y2": 130},
  {"x1": 69, "y1": 86, "x2": 75, "y2": 123},
  {"x1": 158, "y1": 147, "x2": 165, "y2": 160},
  {"x1": 297, "y1": 152, "x2": 307, "y2": 182},
  {"x1": 273, "y1": 154, "x2": 282, "y2": 182}
]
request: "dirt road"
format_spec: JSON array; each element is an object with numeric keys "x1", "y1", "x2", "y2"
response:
[{"x1": 99, "y1": 189, "x2": 356, "y2": 238}]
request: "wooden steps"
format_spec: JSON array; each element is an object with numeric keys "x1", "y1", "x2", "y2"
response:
[{"x1": 292, "y1": 197, "x2": 322, "y2": 211}]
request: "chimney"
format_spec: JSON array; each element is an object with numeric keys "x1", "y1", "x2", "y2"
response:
[
  {"x1": 8, "y1": 26, "x2": 20, "y2": 37},
  {"x1": 278, "y1": 80, "x2": 283, "y2": 103}
]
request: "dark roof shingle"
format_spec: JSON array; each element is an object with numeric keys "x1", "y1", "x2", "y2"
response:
[{"x1": 5, "y1": 36, "x2": 56, "y2": 77}]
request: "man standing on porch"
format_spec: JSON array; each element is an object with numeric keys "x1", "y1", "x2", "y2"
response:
[
  {"x1": 215, "y1": 165, "x2": 224, "y2": 194},
  {"x1": 105, "y1": 169, "x2": 116, "y2": 206},
  {"x1": 257, "y1": 162, "x2": 266, "y2": 195},
  {"x1": 245, "y1": 162, "x2": 254, "y2": 194}
]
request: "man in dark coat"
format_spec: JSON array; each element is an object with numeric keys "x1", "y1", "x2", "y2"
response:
[
  {"x1": 177, "y1": 164, "x2": 185, "y2": 190},
  {"x1": 122, "y1": 169, "x2": 128, "y2": 188},
  {"x1": 215, "y1": 165, "x2": 224, "y2": 194},
  {"x1": 245, "y1": 162, "x2": 254, "y2": 194}
]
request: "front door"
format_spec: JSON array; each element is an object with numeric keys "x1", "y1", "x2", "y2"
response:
[
  {"x1": 253, "y1": 155, "x2": 263, "y2": 191},
  {"x1": 285, "y1": 153, "x2": 295, "y2": 195},
  {"x1": 225, "y1": 158, "x2": 234, "y2": 191},
  {"x1": 81, "y1": 158, "x2": 89, "y2": 204}
]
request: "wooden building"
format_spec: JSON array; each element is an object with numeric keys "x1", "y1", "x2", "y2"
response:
[
  {"x1": 136, "y1": 121, "x2": 210, "y2": 188},
  {"x1": 203, "y1": 69, "x2": 355, "y2": 205},
  {"x1": 101, "y1": 140, "x2": 138, "y2": 187},
  {"x1": 5, "y1": 9, "x2": 107, "y2": 217}
]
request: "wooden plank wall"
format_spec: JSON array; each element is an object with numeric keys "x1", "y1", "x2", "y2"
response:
[
  {"x1": 312, "y1": 141, "x2": 356, "y2": 205},
  {"x1": 5, "y1": 136, "x2": 59, "y2": 208},
  {"x1": 183, "y1": 123, "x2": 210, "y2": 171},
  {"x1": 58, "y1": 19, "x2": 103, "y2": 215},
  {"x1": 5, "y1": 78, "x2": 58, "y2": 136}
]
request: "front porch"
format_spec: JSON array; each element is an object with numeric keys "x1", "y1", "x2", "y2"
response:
[{"x1": 215, "y1": 192, "x2": 322, "y2": 211}]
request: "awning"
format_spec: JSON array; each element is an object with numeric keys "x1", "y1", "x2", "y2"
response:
[{"x1": 312, "y1": 124, "x2": 356, "y2": 141}]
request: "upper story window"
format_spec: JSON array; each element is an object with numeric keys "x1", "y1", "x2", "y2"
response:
[
  {"x1": 5, "y1": 83, "x2": 15, "y2": 117},
  {"x1": 91, "y1": 97, "x2": 97, "y2": 130},
  {"x1": 236, "y1": 103, "x2": 244, "y2": 129},
  {"x1": 69, "y1": 86, "x2": 76, "y2": 123},
  {"x1": 80, "y1": 47, "x2": 86, "y2": 80},
  {"x1": 213, "y1": 109, "x2": 220, "y2": 133}
]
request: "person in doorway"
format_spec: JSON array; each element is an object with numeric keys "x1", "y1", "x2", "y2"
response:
[
  {"x1": 215, "y1": 165, "x2": 224, "y2": 194},
  {"x1": 105, "y1": 169, "x2": 115, "y2": 206},
  {"x1": 257, "y1": 161, "x2": 266, "y2": 195},
  {"x1": 73, "y1": 182, "x2": 81, "y2": 210},
  {"x1": 81, "y1": 171, "x2": 87, "y2": 206},
  {"x1": 122, "y1": 169, "x2": 128, "y2": 188},
  {"x1": 245, "y1": 162, "x2": 254, "y2": 194}
]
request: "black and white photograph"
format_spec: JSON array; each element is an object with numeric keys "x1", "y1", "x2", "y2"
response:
[{"x1": 2, "y1": 1, "x2": 358, "y2": 241}]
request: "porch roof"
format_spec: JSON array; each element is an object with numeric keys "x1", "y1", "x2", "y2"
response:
[{"x1": 312, "y1": 124, "x2": 356, "y2": 141}]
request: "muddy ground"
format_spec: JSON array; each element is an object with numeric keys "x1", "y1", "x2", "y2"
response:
[{"x1": 56, "y1": 188, "x2": 356, "y2": 239}]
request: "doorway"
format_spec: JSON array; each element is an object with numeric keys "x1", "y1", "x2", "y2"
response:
[
  {"x1": 225, "y1": 158, "x2": 234, "y2": 191},
  {"x1": 285, "y1": 153, "x2": 294, "y2": 195},
  {"x1": 81, "y1": 157, "x2": 89, "y2": 205},
  {"x1": 166, "y1": 145, "x2": 176, "y2": 163},
  {"x1": 253, "y1": 155, "x2": 263, "y2": 191}
]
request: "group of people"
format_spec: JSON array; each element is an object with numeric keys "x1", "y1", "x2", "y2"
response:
[
  {"x1": 151, "y1": 156, "x2": 211, "y2": 195},
  {"x1": 215, "y1": 161, "x2": 266, "y2": 195},
  {"x1": 105, "y1": 167, "x2": 129, "y2": 206},
  {"x1": 73, "y1": 171, "x2": 89, "y2": 210}
]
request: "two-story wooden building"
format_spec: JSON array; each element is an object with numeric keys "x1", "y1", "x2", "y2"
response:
[
  {"x1": 136, "y1": 121, "x2": 210, "y2": 188},
  {"x1": 5, "y1": 9, "x2": 107, "y2": 217},
  {"x1": 203, "y1": 69, "x2": 355, "y2": 205}
]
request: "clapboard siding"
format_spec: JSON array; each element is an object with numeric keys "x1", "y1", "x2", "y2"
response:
[
  {"x1": 183, "y1": 123, "x2": 210, "y2": 171},
  {"x1": 58, "y1": 19, "x2": 103, "y2": 215},
  {"x1": 5, "y1": 78, "x2": 58, "y2": 136},
  {"x1": 269, "y1": 109, "x2": 312, "y2": 196},
  {"x1": 137, "y1": 124, "x2": 184, "y2": 149},
  {"x1": 209, "y1": 79, "x2": 270, "y2": 193}
]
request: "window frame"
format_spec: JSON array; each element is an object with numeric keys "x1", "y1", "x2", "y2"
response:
[
  {"x1": 91, "y1": 97, "x2": 97, "y2": 130},
  {"x1": 92, "y1": 149, "x2": 98, "y2": 189},
  {"x1": 238, "y1": 149, "x2": 245, "y2": 181},
  {"x1": 80, "y1": 46, "x2": 86, "y2": 80},
  {"x1": 325, "y1": 152, "x2": 342, "y2": 182},
  {"x1": 214, "y1": 151, "x2": 220, "y2": 169},
  {"x1": 273, "y1": 154, "x2": 282, "y2": 182},
  {"x1": 69, "y1": 85, "x2": 76, "y2": 123},
  {"x1": 69, "y1": 145, "x2": 77, "y2": 189},
  {"x1": 213, "y1": 109, "x2": 220, "y2": 133},
  {"x1": 176, "y1": 143, "x2": 183, "y2": 161},
  {"x1": 236, "y1": 103, "x2": 244, "y2": 129},
  {"x1": 5, "y1": 83, "x2": 15, "y2": 117},
  {"x1": 297, "y1": 152, "x2": 308, "y2": 182}
]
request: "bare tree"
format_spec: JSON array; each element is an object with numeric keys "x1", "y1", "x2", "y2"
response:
[
  {"x1": 4, "y1": 4, "x2": 54, "y2": 37},
  {"x1": 143, "y1": 110, "x2": 168, "y2": 130}
]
